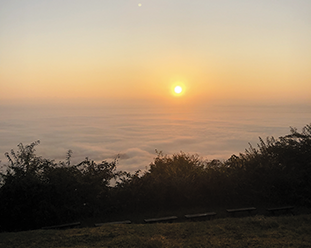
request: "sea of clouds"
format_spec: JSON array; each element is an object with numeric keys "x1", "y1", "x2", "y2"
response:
[{"x1": 0, "y1": 102, "x2": 310, "y2": 173}]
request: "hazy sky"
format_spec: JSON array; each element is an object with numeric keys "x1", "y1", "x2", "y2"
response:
[{"x1": 1, "y1": 0, "x2": 311, "y2": 105}]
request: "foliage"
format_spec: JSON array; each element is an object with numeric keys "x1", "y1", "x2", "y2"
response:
[
  {"x1": 138, "y1": 152, "x2": 207, "y2": 209},
  {"x1": 223, "y1": 123, "x2": 311, "y2": 206},
  {"x1": 0, "y1": 123, "x2": 310, "y2": 231},
  {"x1": 114, "y1": 123, "x2": 311, "y2": 211},
  {"x1": 0, "y1": 142, "x2": 120, "y2": 231}
]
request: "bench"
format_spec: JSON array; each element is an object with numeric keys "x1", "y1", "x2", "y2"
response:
[
  {"x1": 94, "y1": 220, "x2": 131, "y2": 227},
  {"x1": 144, "y1": 216, "x2": 178, "y2": 224},
  {"x1": 226, "y1": 207, "x2": 256, "y2": 216},
  {"x1": 266, "y1": 206, "x2": 294, "y2": 215},
  {"x1": 185, "y1": 212, "x2": 216, "y2": 221},
  {"x1": 42, "y1": 222, "x2": 81, "y2": 230}
]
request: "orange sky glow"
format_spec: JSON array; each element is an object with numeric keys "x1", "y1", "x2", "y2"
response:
[{"x1": 0, "y1": 0, "x2": 310, "y2": 106}]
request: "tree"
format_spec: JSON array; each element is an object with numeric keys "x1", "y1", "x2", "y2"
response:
[
  {"x1": 0, "y1": 141, "x2": 121, "y2": 231},
  {"x1": 136, "y1": 152, "x2": 207, "y2": 209}
]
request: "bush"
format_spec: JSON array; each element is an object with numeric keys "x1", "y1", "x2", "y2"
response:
[
  {"x1": 1, "y1": 124, "x2": 310, "y2": 231},
  {"x1": 0, "y1": 142, "x2": 120, "y2": 231}
]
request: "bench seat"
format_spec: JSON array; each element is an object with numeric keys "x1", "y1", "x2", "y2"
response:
[
  {"x1": 185, "y1": 212, "x2": 216, "y2": 220},
  {"x1": 42, "y1": 222, "x2": 81, "y2": 230},
  {"x1": 94, "y1": 220, "x2": 131, "y2": 226},
  {"x1": 144, "y1": 216, "x2": 178, "y2": 224},
  {"x1": 227, "y1": 207, "x2": 256, "y2": 216},
  {"x1": 266, "y1": 206, "x2": 294, "y2": 215}
]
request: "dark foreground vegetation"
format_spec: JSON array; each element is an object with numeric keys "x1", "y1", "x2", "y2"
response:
[
  {"x1": 1, "y1": 215, "x2": 311, "y2": 247},
  {"x1": 0, "y1": 124, "x2": 310, "y2": 232}
]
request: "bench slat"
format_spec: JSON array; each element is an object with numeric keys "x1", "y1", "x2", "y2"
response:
[
  {"x1": 144, "y1": 216, "x2": 178, "y2": 223},
  {"x1": 226, "y1": 207, "x2": 256, "y2": 213},
  {"x1": 185, "y1": 212, "x2": 216, "y2": 219},
  {"x1": 42, "y1": 222, "x2": 81, "y2": 230},
  {"x1": 266, "y1": 206, "x2": 294, "y2": 211},
  {"x1": 94, "y1": 220, "x2": 131, "y2": 226},
  {"x1": 266, "y1": 206, "x2": 294, "y2": 215}
]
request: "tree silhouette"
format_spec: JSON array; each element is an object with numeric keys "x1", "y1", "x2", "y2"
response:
[{"x1": 0, "y1": 124, "x2": 310, "y2": 231}]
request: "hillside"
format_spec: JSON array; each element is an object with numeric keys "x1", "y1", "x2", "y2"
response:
[{"x1": 0, "y1": 214, "x2": 311, "y2": 247}]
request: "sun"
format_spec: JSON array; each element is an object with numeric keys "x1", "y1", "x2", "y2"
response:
[
  {"x1": 171, "y1": 82, "x2": 186, "y2": 97},
  {"x1": 174, "y1": 86, "x2": 182, "y2": 94}
]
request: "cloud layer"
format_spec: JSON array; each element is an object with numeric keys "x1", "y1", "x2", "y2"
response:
[{"x1": 1, "y1": 103, "x2": 310, "y2": 173}]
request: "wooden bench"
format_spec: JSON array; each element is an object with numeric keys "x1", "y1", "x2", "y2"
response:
[
  {"x1": 266, "y1": 206, "x2": 294, "y2": 215},
  {"x1": 226, "y1": 207, "x2": 256, "y2": 216},
  {"x1": 94, "y1": 220, "x2": 131, "y2": 227},
  {"x1": 144, "y1": 216, "x2": 178, "y2": 224},
  {"x1": 42, "y1": 222, "x2": 81, "y2": 230},
  {"x1": 185, "y1": 212, "x2": 216, "y2": 221}
]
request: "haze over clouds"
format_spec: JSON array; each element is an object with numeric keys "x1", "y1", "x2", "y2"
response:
[
  {"x1": 1, "y1": 103, "x2": 310, "y2": 172},
  {"x1": 0, "y1": 1, "x2": 310, "y2": 172}
]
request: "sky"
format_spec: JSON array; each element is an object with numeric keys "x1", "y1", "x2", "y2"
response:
[
  {"x1": 1, "y1": 0, "x2": 311, "y2": 106},
  {"x1": 0, "y1": 0, "x2": 311, "y2": 172}
]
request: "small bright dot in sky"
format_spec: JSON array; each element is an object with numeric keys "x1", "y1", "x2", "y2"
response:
[
  {"x1": 174, "y1": 86, "x2": 182, "y2": 94},
  {"x1": 138, "y1": 3, "x2": 142, "y2": 7}
]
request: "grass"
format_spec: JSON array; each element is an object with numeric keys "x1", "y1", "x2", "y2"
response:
[{"x1": 1, "y1": 214, "x2": 311, "y2": 247}]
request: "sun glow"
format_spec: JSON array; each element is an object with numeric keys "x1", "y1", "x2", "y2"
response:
[
  {"x1": 174, "y1": 86, "x2": 182, "y2": 94},
  {"x1": 171, "y1": 82, "x2": 186, "y2": 98}
]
